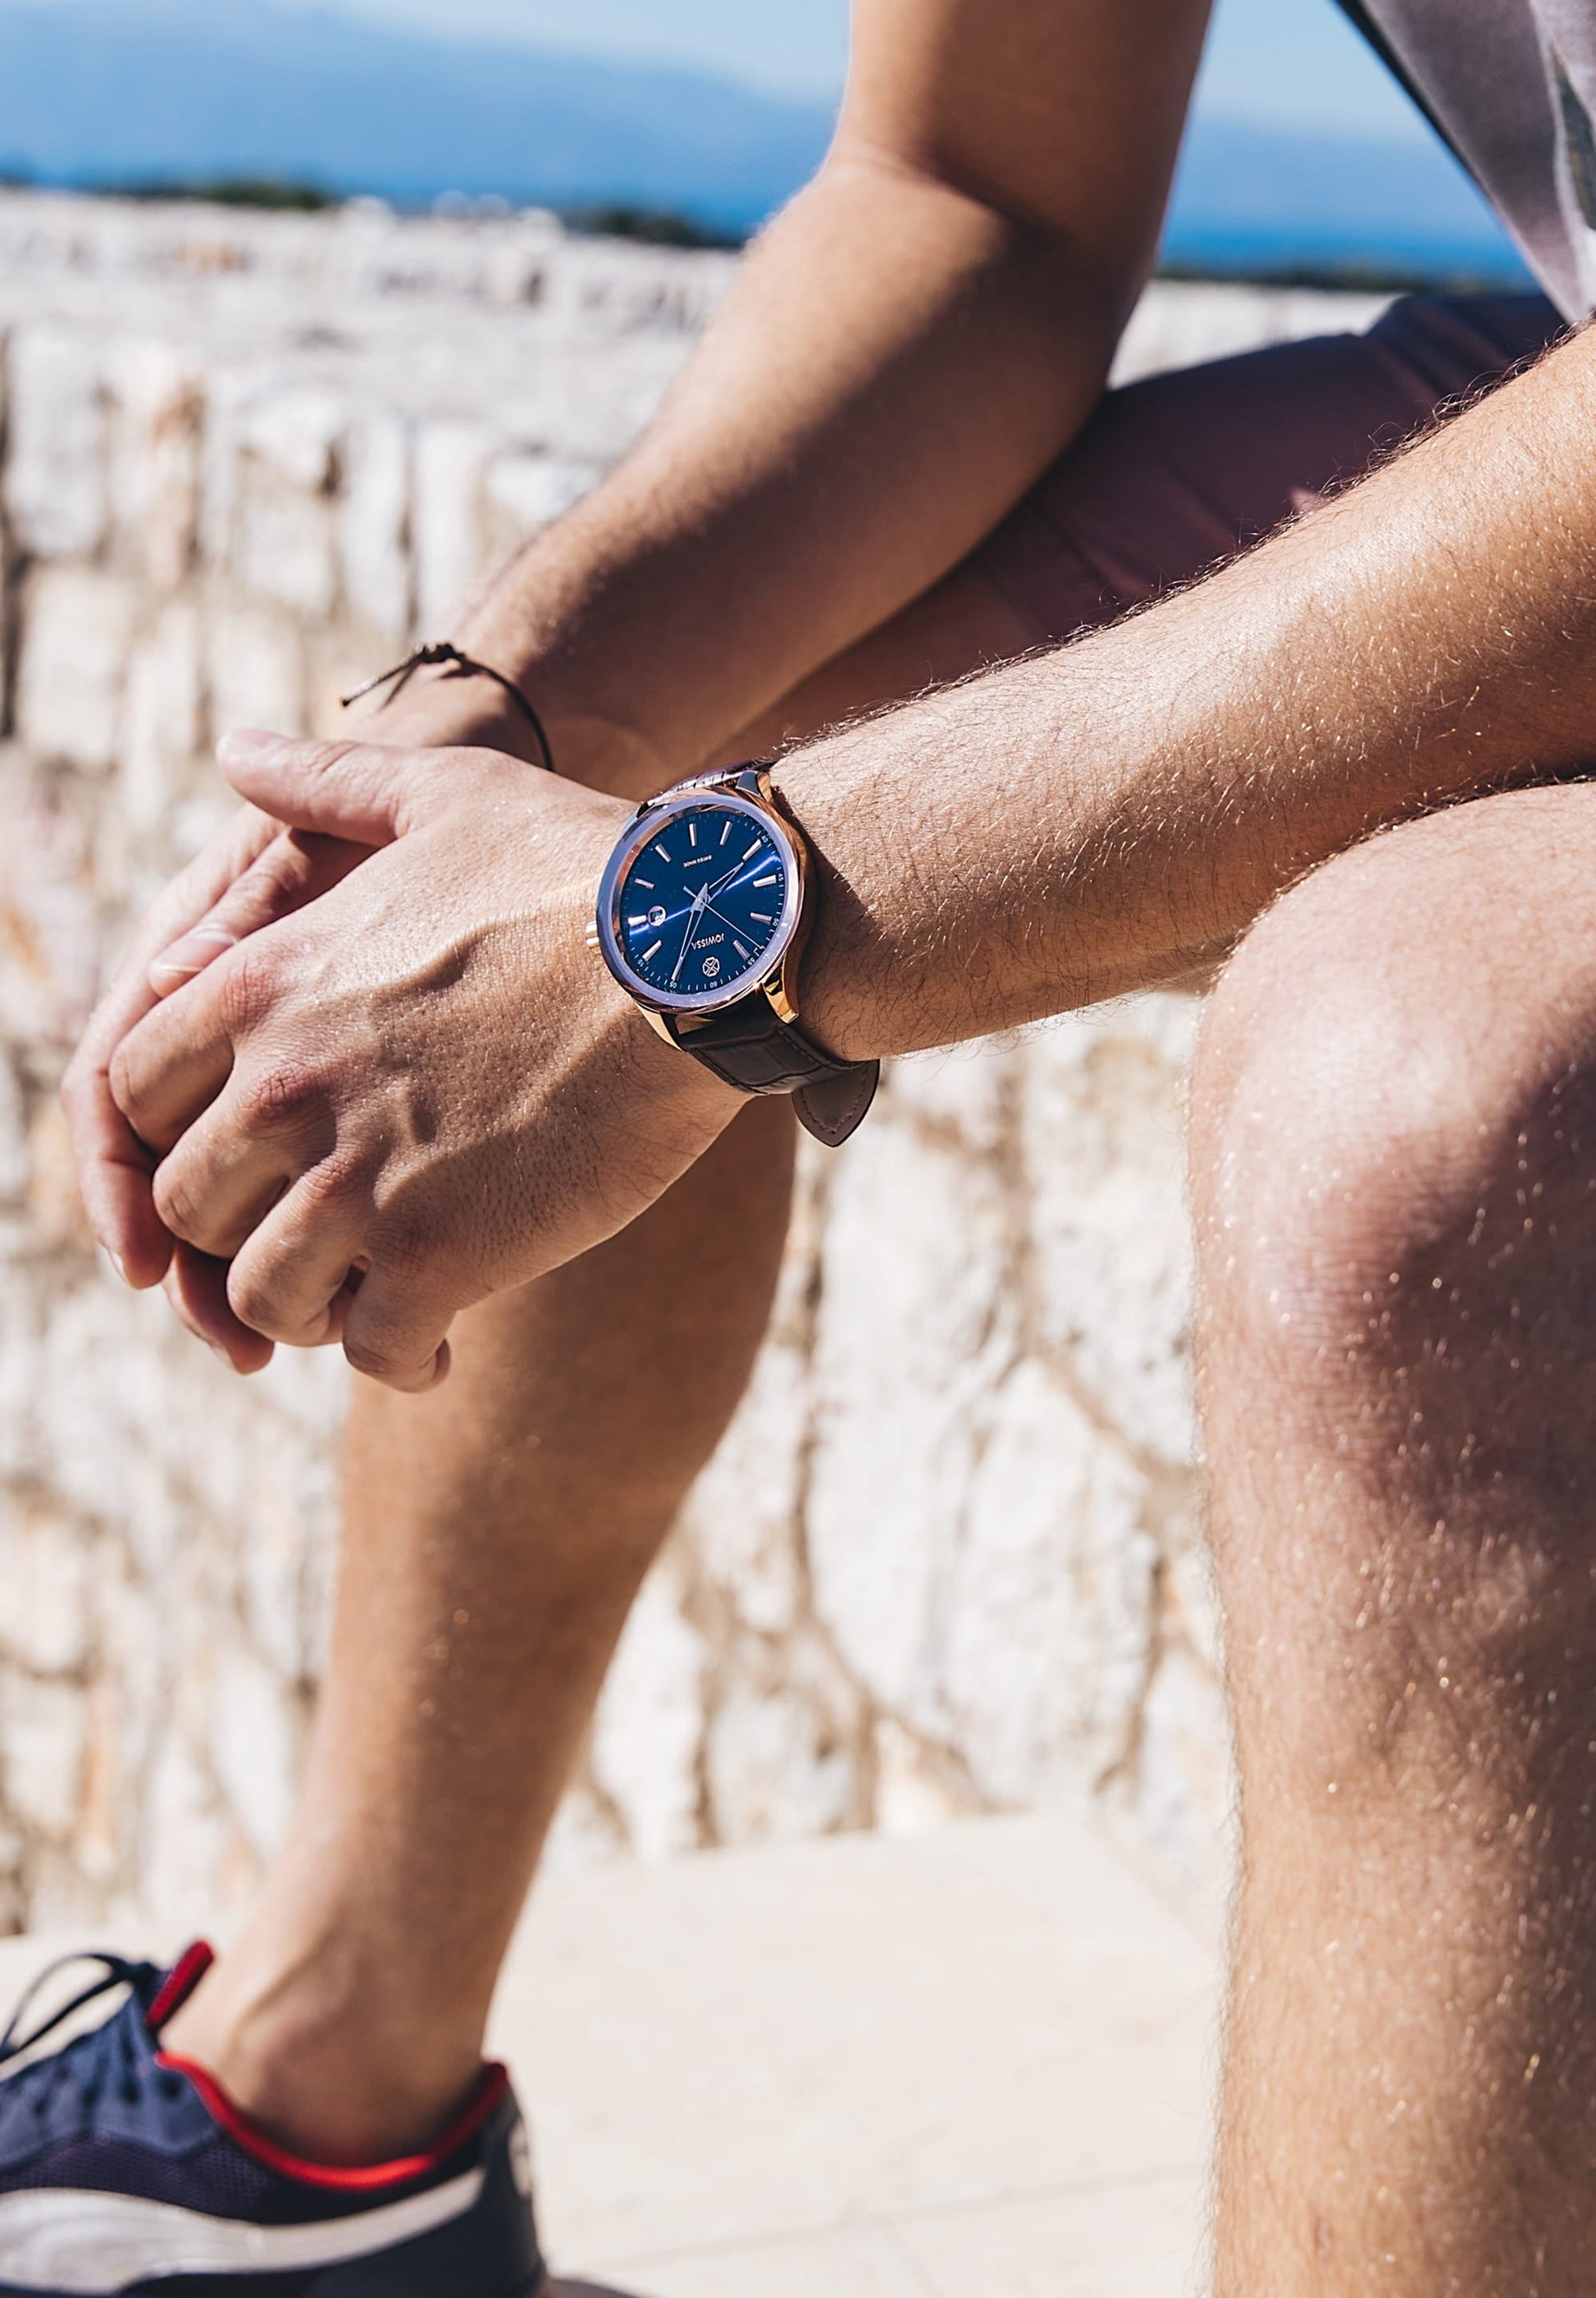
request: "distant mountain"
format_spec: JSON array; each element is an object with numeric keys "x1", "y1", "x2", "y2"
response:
[
  {"x1": 0, "y1": 0, "x2": 833, "y2": 228},
  {"x1": 0, "y1": 0, "x2": 1535, "y2": 281}
]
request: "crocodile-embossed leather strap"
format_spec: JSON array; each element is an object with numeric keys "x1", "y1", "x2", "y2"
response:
[{"x1": 663, "y1": 1000, "x2": 879, "y2": 1148}]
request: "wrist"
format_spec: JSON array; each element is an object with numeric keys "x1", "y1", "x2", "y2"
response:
[{"x1": 771, "y1": 746, "x2": 891, "y2": 1066}]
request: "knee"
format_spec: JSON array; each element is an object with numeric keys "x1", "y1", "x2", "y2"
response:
[
  {"x1": 1191, "y1": 818, "x2": 1596, "y2": 1735},
  {"x1": 1195, "y1": 826, "x2": 1596, "y2": 1433}
]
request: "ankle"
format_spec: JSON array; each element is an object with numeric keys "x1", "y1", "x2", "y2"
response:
[{"x1": 161, "y1": 1950, "x2": 486, "y2": 2168}]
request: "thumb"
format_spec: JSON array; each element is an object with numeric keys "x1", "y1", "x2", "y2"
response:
[{"x1": 215, "y1": 731, "x2": 457, "y2": 846}]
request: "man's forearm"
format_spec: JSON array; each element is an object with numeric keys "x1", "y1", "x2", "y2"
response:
[
  {"x1": 445, "y1": 153, "x2": 1137, "y2": 793},
  {"x1": 783, "y1": 325, "x2": 1596, "y2": 1058}
]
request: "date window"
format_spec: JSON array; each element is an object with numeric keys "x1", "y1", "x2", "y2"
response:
[{"x1": 647, "y1": 905, "x2": 667, "y2": 928}]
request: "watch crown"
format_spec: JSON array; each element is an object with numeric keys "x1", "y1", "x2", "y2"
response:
[{"x1": 584, "y1": 921, "x2": 601, "y2": 951}]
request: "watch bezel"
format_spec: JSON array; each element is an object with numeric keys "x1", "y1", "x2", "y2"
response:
[{"x1": 595, "y1": 785, "x2": 806, "y2": 1016}]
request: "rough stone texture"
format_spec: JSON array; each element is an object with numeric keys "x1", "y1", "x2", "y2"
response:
[{"x1": 0, "y1": 189, "x2": 1388, "y2": 1933}]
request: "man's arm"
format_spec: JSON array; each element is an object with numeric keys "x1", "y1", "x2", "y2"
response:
[
  {"x1": 783, "y1": 317, "x2": 1596, "y2": 1059},
  {"x1": 419, "y1": 0, "x2": 1215, "y2": 790},
  {"x1": 103, "y1": 315, "x2": 1596, "y2": 1390},
  {"x1": 63, "y1": 0, "x2": 1210, "y2": 1312}
]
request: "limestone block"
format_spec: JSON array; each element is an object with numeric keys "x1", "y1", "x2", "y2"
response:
[
  {"x1": 4, "y1": 325, "x2": 107, "y2": 559},
  {"x1": 0, "y1": 1053, "x2": 28, "y2": 1204},
  {"x1": 872, "y1": 1717, "x2": 978, "y2": 1838},
  {"x1": 483, "y1": 452, "x2": 600, "y2": 549},
  {"x1": 591, "y1": 1562, "x2": 707, "y2": 1863},
  {"x1": 206, "y1": 604, "x2": 304, "y2": 741},
  {"x1": 944, "y1": 1358, "x2": 1157, "y2": 1807},
  {"x1": 139, "y1": 1735, "x2": 236, "y2": 1928},
  {"x1": 32, "y1": 1276, "x2": 168, "y2": 1530},
  {"x1": 15, "y1": 566, "x2": 139, "y2": 773},
  {"x1": 242, "y1": 386, "x2": 347, "y2": 495},
  {"x1": 0, "y1": 766, "x2": 104, "y2": 1048},
  {"x1": 485, "y1": 238, "x2": 554, "y2": 309},
  {"x1": 540, "y1": 1783, "x2": 627, "y2": 1878},
  {"x1": 882, "y1": 1042, "x2": 1016, "y2": 1161},
  {"x1": 413, "y1": 421, "x2": 495, "y2": 636},
  {"x1": 1116, "y1": 1641, "x2": 1233, "y2": 1905},
  {"x1": 1018, "y1": 996, "x2": 1202, "y2": 1467},
  {"x1": 122, "y1": 599, "x2": 203, "y2": 833},
  {"x1": 0, "y1": 1675, "x2": 87, "y2": 1840},
  {"x1": 210, "y1": 1645, "x2": 299, "y2": 1865},
  {"x1": 236, "y1": 482, "x2": 339, "y2": 620},
  {"x1": 339, "y1": 409, "x2": 413, "y2": 642},
  {"x1": 0, "y1": 1285, "x2": 39, "y2": 1490},
  {"x1": 235, "y1": 1414, "x2": 340, "y2": 1684},
  {"x1": 72, "y1": 1680, "x2": 126, "y2": 1888},
  {"x1": 807, "y1": 1115, "x2": 1015, "y2": 1734},
  {"x1": 26, "y1": 1097, "x2": 95, "y2": 1255},
  {"x1": 681, "y1": 1325, "x2": 811, "y2": 1643},
  {"x1": 0, "y1": 1500, "x2": 91, "y2": 1676},
  {"x1": 107, "y1": 340, "x2": 203, "y2": 591},
  {"x1": 705, "y1": 1680, "x2": 855, "y2": 1846}
]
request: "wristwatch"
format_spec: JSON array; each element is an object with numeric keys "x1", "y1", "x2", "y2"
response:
[{"x1": 588, "y1": 766, "x2": 879, "y2": 1147}]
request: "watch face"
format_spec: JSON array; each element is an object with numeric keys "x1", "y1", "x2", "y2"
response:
[{"x1": 599, "y1": 792, "x2": 801, "y2": 1011}]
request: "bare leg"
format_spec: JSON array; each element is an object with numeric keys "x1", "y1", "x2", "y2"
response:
[
  {"x1": 163, "y1": 561, "x2": 1037, "y2": 2159},
  {"x1": 163, "y1": 294, "x2": 1548, "y2": 2168},
  {"x1": 1192, "y1": 785, "x2": 1596, "y2": 2292}
]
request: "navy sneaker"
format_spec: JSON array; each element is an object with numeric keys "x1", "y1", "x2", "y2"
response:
[{"x1": 0, "y1": 1945, "x2": 546, "y2": 2294}]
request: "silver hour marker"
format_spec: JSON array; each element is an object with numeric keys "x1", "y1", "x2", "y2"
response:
[
  {"x1": 719, "y1": 821, "x2": 732, "y2": 846},
  {"x1": 749, "y1": 911, "x2": 773, "y2": 924},
  {"x1": 641, "y1": 940, "x2": 663, "y2": 962},
  {"x1": 654, "y1": 841, "x2": 671, "y2": 862},
  {"x1": 632, "y1": 877, "x2": 654, "y2": 890},
  {"x1": 733, "y1": 938, "x2": 750, "y2": 960},
  {"x1": 627, "y1": 915, "x2": 647, "y2": 929},
  {"x1": 753, "y1": 873, "x2": 779, "y2": 887},
  {"x1": 742, "y1": 840, "x2": 761, "y2": 861},
  {"x1": 688, "y1": 819, "x2": 698, "y2": 848}
]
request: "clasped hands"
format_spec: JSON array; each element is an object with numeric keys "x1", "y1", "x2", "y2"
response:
[{"x1": 62, "y1": 727, "x2": 741, "y2": 1393}]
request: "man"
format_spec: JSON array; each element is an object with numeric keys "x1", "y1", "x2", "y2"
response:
[{"x1": 7, "y1": 0, "x2": 1594, "y2": 2287}]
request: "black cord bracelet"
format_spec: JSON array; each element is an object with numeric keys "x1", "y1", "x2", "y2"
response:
[{"x1": 341, "y1": 642, "x2": 556, "y2": 773}]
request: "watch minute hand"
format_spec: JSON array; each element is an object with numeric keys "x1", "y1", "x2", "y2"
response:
[{"x1": 669, "y1": 887, "x2": 708, "y2": 987}]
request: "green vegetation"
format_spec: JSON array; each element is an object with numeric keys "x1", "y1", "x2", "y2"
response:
[
  {"x1": 103, "y1": 176, "x2": 338, "y2": 212},
  {"x1": 1156, "y1": 255, "x2": 1515, "y2": 295},
  {"x1": 562, "y1": 203, "x2": 744, "y2": 251}
]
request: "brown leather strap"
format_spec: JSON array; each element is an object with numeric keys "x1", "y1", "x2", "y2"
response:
[{"x1": 664, "y1": 998, "x2": 879, "y2": 1147}]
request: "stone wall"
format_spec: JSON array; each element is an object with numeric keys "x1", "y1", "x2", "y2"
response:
[{"x1": 0, "y1": 190, "x2": 1384, "y2": 1935}]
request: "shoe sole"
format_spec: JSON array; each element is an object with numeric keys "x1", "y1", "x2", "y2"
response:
[{"x1": 0, "y1": 2270, "x2": 546, "y2": 2296}]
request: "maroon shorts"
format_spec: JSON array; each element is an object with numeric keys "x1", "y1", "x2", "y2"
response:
[{"x1": 977, "y1": 293, "x2": 1566, "y2": 642}]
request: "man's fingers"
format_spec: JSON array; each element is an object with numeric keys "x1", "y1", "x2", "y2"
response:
[
  {"x1": 60, "y1": 1060, "x2": 170, "y2": 1285},
  {"x1": 223, "y1": 1181, "x2": 451, "y2": 1388},
  {"x1": 62, "y1": 803, "x2": 284, "y2": 1286},
  {"x1": 217, "y1": 730, "x2": 480, "y2": 846},
  {"x1": 342, "y1": 1272, "x2": 453, "y2": 1392},
  {"x1": 224, "y1": 1194, "x2": 366, "y2": 1350},
  {"x1": 163, "y1": 1246, "x2": 276, "y2": 1375},
  {"x1": 108, "y1": 968, "x2": 241, "y2": 1155},
  {"x1": 148, "y1": 828, "x2": 371, "y2": 998},
  {"x1": 150, "y1": 1096, "x2": 302, "y2": 1263}
]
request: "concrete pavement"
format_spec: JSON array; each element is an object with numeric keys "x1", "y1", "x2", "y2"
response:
[{"x1": 0, "y1": 1810, "x2": 1220, "y2": 2295}]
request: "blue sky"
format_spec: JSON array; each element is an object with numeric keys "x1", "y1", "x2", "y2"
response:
[{"x1": 326, "y1": 0, "x2": 1434, "y2": 142}]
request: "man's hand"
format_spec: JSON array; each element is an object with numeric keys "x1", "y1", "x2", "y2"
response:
[
  {"x1": 62, "y1": 673, "x2": 558, "y2": 1371},
  {"x1": 104, "y1": 733, "x2": 741, "y2": 1393}
]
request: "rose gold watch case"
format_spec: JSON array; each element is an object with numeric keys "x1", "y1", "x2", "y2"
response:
[{"x1": 591, "y1": 768, "x2": 812, "y2": 1028}]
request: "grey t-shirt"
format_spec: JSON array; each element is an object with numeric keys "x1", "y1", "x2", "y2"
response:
[{"x1": 1357, "y1": 0, "x2": 1596, "y2": 315}]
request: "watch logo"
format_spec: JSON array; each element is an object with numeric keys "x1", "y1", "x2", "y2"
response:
[
  {"x1": 691, "y1": 933, "x2": 725, "y2": 951},
  {"x1": 682, "y1": 855, "x2": 717, "y2": 869}
]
